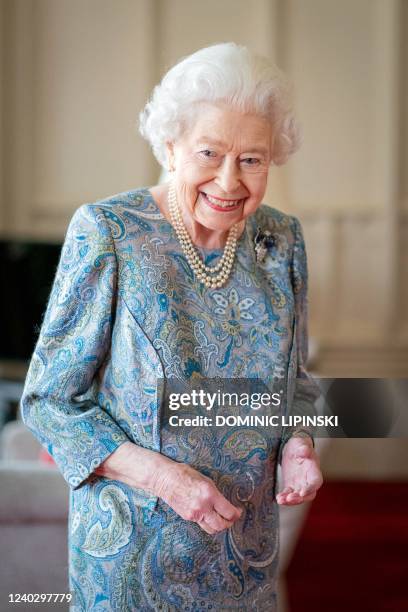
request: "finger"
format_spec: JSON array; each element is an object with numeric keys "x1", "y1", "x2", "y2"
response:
[
  {"x1": 284, "y1": 492, "x2": 316, "y2": 506},
  {"x1": 276, "y1": 492, "x2": 295, "y2": 504},
  {"x1": 276, "y1": 492, "x2": 300, "y2": 506},
  {"x1": 286, "y1": 490, "x2": 303, "y2": 502},
  {"x1": 285, "y1": 488, "x2": 318, "y2": 504},
  {"x1": 213, "y1": 494, "x2": 242, "y2": 522},
  {"x1": 275, "y1": 487, "x2": 294, "y2": 501},
  {"x1": 278, "y1": 486, "x2": 294, "y2": 496},
  {"x1": 279, "y1": 498, "x2": 303, "y2": 506},
  {"x1": 197, "y1": 519, "x2": 217, "y2": 535},
  {"x1": 278, "y1": 488, "x2": 305, "y2": 505},
  {"x1": 204, "y1": 509, "x2": 234, "y2": 532}
]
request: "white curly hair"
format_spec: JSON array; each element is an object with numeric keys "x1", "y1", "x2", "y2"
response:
[{"x1": 139, "y1": 42, "x2": 302, "y2": 170}]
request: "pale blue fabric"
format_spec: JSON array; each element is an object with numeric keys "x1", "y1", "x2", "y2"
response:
[{"x1": 21, "y1": 188, "x2": 315, "y2": 610}]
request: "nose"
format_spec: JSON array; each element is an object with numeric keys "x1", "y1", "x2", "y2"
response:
[{"x1": 214, "y1": 157, "x2": 241, "y2": 195}]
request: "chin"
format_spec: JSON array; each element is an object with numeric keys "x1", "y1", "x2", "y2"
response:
[{"x1": 198, "y1": 215, "x2": 240, "y2": 233}]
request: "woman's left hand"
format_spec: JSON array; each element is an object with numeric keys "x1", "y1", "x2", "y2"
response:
[{"x1": 276, "y1": 436, "x2": 323, "y2": 506}]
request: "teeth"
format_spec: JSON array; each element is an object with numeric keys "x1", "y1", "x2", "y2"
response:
[{"x1": 204, "y1": 193, "x2": 241, "y2": 208}]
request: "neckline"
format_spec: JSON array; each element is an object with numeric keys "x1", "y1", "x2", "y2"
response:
[{"x1": 142, "y1": 186, "x2": 249, "y2": 253}]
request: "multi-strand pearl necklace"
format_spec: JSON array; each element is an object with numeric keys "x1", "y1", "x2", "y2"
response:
[{"x1": 167, "y1": 181, "x2": 239, "y2": 289}]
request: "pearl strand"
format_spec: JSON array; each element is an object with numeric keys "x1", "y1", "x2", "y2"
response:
[
  {"x1": 167, "y1": 181, "x2": 239, "y2": 289},
  {"x1": 168, "y1": 184, "x2": 237, "y2": 274}
]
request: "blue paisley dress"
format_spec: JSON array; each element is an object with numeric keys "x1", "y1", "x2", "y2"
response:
[{"x1": 21, "y1": 187, "x2": 315, "y2": 611}]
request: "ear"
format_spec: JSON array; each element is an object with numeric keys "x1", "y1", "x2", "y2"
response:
[{"x1": 165, "y1": 142, "x2": 175, "y2": 172}]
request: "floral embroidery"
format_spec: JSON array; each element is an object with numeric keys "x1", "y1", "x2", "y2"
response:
[{"x1": 212, "y1": 288, "x2": 255, "y2": 321}]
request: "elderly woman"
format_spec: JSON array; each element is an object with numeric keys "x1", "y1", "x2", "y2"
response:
[{"x1": 21, "y1": 42, "x2": 322, "y2": 611}]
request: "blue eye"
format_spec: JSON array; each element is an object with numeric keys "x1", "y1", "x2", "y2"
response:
[
  {"x1": 242, "y1": 158, "x2": 260, "y2": 165},
  {"x1": 199, "y1": 150, "x2": 217, "y2": 158}
]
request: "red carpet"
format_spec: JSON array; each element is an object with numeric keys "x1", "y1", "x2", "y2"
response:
[{"x1": 286, "y1": 481, "x2": 408, "y2": 612}]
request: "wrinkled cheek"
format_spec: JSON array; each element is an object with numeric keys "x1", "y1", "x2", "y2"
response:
[
  {"x1": 182, "y1": 189, "x2": 201, "y2": 218},
  {"x1": 243, "y1": 198, "x2": 262, "y2": 218}
]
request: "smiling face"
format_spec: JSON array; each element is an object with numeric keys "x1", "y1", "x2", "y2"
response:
[{"x1": 167, "y1": 101, "x2": 273, "y2": 245}]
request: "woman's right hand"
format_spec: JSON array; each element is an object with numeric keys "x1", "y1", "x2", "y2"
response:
[
  {"x1": 94, "y1": 441, "x2": 242, "y2": 535},
  {"x1": 152, "y1": 460, "x2": 242, "y2": 535}
]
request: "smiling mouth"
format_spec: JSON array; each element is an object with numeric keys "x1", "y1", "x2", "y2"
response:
[{"x1": 201, "y1": 192, "x2": 244, "y2": 211}]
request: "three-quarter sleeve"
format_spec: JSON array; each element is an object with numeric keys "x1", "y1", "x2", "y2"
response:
[
  {"x1": 277, "y1": 215, "x2": 320, "y2": 465},
  {"x1": 20, "y1": 204, "x2": 131, "y2": 489}
]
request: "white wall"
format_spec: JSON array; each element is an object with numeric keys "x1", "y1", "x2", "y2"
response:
[{"x1": 1, "y1": 0, "x2": 407, "y2": 379}]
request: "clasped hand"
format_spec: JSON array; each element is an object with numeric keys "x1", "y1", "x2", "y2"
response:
[
  {"x1": 153, "y1": 462, "x2": 242, "y2": 535},
  {"x1": 153, "y1": 436, "x2": 323, "y2": 534},
  {"x1": 95, "y1": 438, "x2": 323, "y2": 536}
]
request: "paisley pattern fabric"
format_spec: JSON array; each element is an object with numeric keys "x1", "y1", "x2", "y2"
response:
[{"x1": 21, "y1": 187, "x2": 316, "y2": 611}]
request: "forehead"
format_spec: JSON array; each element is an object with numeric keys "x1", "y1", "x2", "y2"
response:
[{"x1": 185, "y1": 102, "x2": 272, "y2": 151}]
